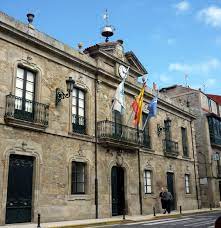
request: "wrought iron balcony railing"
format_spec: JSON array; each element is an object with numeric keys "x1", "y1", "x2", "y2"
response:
[
  {"x1": 210, "y1": 133, "x2": 221, "y2": 146},
  {"x1": 72, "y1": 114, "x2": 86, "y2": 135},
  {"x1": 5, "y1": 94, "x2": 49, "y2": 127},
  {"x1": 163, "y1": 139, "x2": 179, "y2": 157},
  {"x1": 97, "y1": 120, "x2": 151, "y2": 150}
]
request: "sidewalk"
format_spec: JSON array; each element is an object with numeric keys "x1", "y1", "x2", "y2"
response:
[{"x1": 1, "y1": 208, "x2": 221, "y2": 228}]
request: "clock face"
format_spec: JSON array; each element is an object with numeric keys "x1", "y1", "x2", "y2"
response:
[{"x1": 119, "y1": 65, "x2": 128, "y2": 78}]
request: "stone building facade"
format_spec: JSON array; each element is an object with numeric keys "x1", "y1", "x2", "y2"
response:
[
  {"x1": 160, "y1": 85, "x2": 221, "y2": 208},
  {"x1": 0, "y1": 12, "x2": 199, "y2": 225}
]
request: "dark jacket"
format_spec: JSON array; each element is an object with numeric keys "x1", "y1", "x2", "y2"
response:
[
  {"x1": 162, "y1": 191, "x2": 173, "y2": 201},
  {"x1": 159, "y1": 192, "x2": 166, "y2": 209}
]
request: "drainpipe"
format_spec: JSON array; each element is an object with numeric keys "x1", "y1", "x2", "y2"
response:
[
  {"x1": 94, "y1": 73, "x2": 98, "y2": 218},
  {"x1": 190, "y1": 120, "x2": 200, "y2": 209},
  {"x1": 137, "y1": 126, "x2": 143, "y2": 214}
]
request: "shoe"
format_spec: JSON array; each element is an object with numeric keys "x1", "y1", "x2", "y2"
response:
[{"x1": 163, "y1": 210, "x2": 166, "y2": 214}]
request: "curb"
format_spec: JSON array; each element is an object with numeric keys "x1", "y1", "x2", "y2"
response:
[{"x1": 49, "y1": 209, "x2": 221, "y2": 228}]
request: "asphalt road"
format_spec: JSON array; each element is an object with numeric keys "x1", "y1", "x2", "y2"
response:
[{"x1": 96, "y1": 211, "x2": 221, "y2": 228}]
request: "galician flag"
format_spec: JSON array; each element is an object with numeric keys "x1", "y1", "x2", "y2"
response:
[{"x1": 112, "y1": 78, "x2": 126, "y2": 114}]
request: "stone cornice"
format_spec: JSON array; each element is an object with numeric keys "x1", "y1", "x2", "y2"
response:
[
  {"x1": 95, "y1": 50, "x2": 145, "y2": 77},
  {"x1": 0, "y1": 13, "x2": 97, "y2": 73},
  {"x1": 97, "y1": 69, "x2": 195, "y2": 120}
]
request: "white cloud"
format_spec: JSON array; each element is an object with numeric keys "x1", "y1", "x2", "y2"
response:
[
  {"x1": 168, "y1": 58, "x2": 221, "y2": 74},
  {"x1": 174, "y1": 1, "x2": 190, "y2": 12},
  {"x1": 198, "y1": 6, "x2": 221, "y2": 27}
]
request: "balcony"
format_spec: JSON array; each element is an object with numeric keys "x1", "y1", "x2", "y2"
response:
[
  {"x1": 163, "y1": 139, "x2": 179, "y2": 157},
  {"x1": 5, "y1": 94, "x2": 49, "y2": 130},
  {"x1": 210, "y1": 134, "x2": 221, "y2": 147},
  {"x1": 72, "y1": 114, "x2": 86, "y2": 135},
  {"x1": 97, "y1": 120, "x2": 151, "y2": 151}
]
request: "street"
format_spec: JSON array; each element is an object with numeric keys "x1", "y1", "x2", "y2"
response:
[{"x1": 95, "y1": 211, "x2": 221, "y2": 228}]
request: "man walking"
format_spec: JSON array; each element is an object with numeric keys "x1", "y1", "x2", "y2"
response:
[
  {"x1": 159, "y1": 187, "x2": 166, "y2": 214},
  {"x1": 163, "y1": 188, "x2": 173, "y2": 214}
]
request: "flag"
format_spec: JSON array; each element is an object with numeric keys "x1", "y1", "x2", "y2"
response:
[
  {"x1": 137, "y1": 74, "x2": 148, "y2": 84},
  {"x1": 112, "y1": 78, "x2": 126, "y2": 114},
  {"x1": 148, "y1": 96, "x2": 158, "y2": 118},
  {"x1": 132, "y1": 86, "x2": 145, "y2": 125},
  {"x1": 153, "y1": 82, "x2": 158, "y2": 91},
  {"x1": 142, "y1": 84, "x2": 158, "y2": 131}
]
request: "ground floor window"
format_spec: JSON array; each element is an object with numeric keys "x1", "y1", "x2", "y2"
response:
[
  {"x1": 185, "y1": 174, "x2": 190, "y2": 194},
  {"x1": 71, "y1": 161, "x2": 86, "y2": 194},
  {"x1": 144, "y1": 170, "x2": 152, "y2": 194}
]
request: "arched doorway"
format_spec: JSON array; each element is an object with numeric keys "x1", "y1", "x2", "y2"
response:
[{"x1": 111, "y1": 166, "x2": 125, "y2": 216}]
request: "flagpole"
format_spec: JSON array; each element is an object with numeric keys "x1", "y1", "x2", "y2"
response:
[{"x1": 142, "y1": 116, "x2": 150, "y2": 132}]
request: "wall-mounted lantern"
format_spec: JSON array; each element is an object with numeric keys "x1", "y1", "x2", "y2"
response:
[
  {"x1": 56, "y1": 77, "x2": 75, "y2": 105},
  {"x1": 157, "y1": 118, "x2": 171, "y2": 136}
]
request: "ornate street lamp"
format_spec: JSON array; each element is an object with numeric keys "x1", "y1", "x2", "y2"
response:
[{"x1": 55, "y1": 77, "x2": 75, "y2": 105}]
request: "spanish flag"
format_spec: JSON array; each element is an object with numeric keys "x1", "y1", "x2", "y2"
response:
[{"x1": 132, "y1": 85, "x2": 145, "y2": 126}]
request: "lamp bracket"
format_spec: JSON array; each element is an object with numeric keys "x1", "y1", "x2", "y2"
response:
[{"x1": 55, "y1": 88, "x2": 71, "y2": 105}]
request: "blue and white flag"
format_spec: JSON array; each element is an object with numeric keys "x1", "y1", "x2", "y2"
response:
[
  {"x1": 142, "y1": 96, "x2": 158, "y2": 131},
  {"x1": 112, "y1": 78, "x2": 126, "y2": 114},
  {"x1": 148, "y1": 96, "x2": 158, "y2": 118}
]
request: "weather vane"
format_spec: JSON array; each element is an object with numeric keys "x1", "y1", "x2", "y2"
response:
[{"x1": 103, "y1": 9, "x2": 109, "y2": 25}]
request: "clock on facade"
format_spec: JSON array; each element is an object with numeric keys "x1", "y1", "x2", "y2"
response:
[{"x1": 118, "y1": 65, "x2": 128, "y2": 78}]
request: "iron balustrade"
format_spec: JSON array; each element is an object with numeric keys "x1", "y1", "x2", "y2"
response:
[
  {"x1": 97, "y1": 120, "x2": 151, "y2": 148},
  {"x1": 163, "y1": 139, "x2": 179, "y2": 157},
  {"x1": 5, "y1": 94, "x2": 49, "y2": 126},
  {"x1": 72, "y1": 114, "x2": 86, "y2": 134}
]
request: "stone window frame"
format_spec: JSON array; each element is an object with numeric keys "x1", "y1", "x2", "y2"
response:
[
  {"x1": 71, "y1": 86, "x2": 86, "y2": 135},
  {"x1": 71, "y1": 161, "x2": 86, "y2": 194},
  {"x1": 181, "y1": 127, "x2": 189, "y2": 158},
  {"x1": 142, "y1": 164, "x2": 155, "y2": 197},
  {"x1": 69, "y1": 81, "x2": 91, "y2": 136},
  {"x1": 144, "y1": 169, "x2": 153, "y2": 194},
  {"x1": 12, "y1": 60, "x2": 42, "y2": 103},
  {"x1": 67, "y1": 157, "x2": 91, "y2": 200}
]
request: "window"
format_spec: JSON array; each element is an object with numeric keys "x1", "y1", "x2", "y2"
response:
[
  {"x1": 185, "y1": 174, "x2": 190, "y2": 194},
  {"x1": 113, "y1": 110, "x2": 122, "y2": 137},
  {"x1": 208, "y1": 98, "x2": 212, "y2": 112},
  {"x1": 71, "y1": 162, "x2": 86, "y2": 194},
  {"x1": 72, "y1": 88, "x2": 86, "y2": 134},
  {"x1": 15, "y1": 67, "x2": 36, "y2": 121},
  {"x1": 142, "y1": 113, "x2": 150, "y2": 148},
  {"x1": 164, "y1": 119, "x2": 171, "y2": 140},
  {"x1": 208, "y1": 116, "x2": 221, "y2": 145},
  {"x1": 144, "y1": 170, "x2": 152, "y2": 194},
  {"x1": 181, "y1": 127, "x2": 189, "y2": 157}
]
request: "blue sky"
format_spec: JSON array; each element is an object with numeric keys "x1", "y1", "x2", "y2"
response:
[{"x1": 1, "y1": 0, "x2": 221, "y2": 94}]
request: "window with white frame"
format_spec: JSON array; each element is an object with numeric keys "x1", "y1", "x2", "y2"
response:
[
  {"x1": 15, "y1": 67, "x2": 36, "y2": 120},
  {"x1": 185, "y1": 174, "x2": 190, "y2": 194},
  {"x1": 144, "y1": 170, "x2": 152, "y2": 194},
  {"x1": 72, "y1": 87, "x2": 86, "y2": 134}
]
